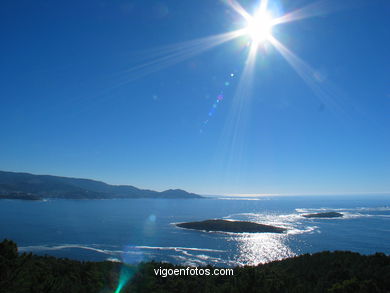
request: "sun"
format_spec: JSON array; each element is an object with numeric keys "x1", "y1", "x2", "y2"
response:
[{"x1": 244, "y1": 10, "x2": 274, "y2": 46}]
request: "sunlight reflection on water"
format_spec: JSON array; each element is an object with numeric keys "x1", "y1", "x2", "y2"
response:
[
  {"x1": 232, "y1": 233, "x2": 296, "y2": 265},
  {"x1": 224, "y1": 211, "x2": 315, "y2": 265}
]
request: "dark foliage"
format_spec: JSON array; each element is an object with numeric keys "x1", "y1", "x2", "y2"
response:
[
  {"x1": 302, "y1": 212, "x2": 343, "y2": 218},
  {"x1": 0, "y1": 192, "x2": 42, "y2": 201},
  {"x1": 177, "y1": 219, "x2": 286, "y2": 233},
  {"x1": 1, "y1": 239, "x2": 389, "y2": 293}
]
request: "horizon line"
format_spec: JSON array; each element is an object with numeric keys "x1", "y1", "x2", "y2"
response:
[
  {"x1": 2, "y1": 169, "x2": 389, "y2": 197},
  {"x1": 216, "y1": 192, "x2": 390, "y2": 197}
]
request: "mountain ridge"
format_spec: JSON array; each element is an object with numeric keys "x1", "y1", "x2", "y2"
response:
[{"x1": 0, "y1": 170, "x2": 202, "y2": 199}]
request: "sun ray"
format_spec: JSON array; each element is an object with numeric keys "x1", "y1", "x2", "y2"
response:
[
  {"x1": 272, "y1": 0, "x2": 351, "y2": 25},
  {"x1": 78, "y1": 0, "x2": 348, "y2": 131},
  {"x1": 259, "y1": 0, "x2": 269, "y2": 14},
  {"x1": 269, "y1": 35, "x2": 343, "y2": 113},
  {"x1": 71, "y1": 29, "x2": 246, "y2": 112},
  {"x1": 217, "y1": 42, "x2": 258, "y2": 184},
  {"x1": 224, "y1": 0, "x2": 252, "y2": 21},
  {"x1": 116, "y1": 0, "x2": 351, "y2": 87},
  {"x1": 117, "y1": 30, "x2": 244, "y2": 84}
]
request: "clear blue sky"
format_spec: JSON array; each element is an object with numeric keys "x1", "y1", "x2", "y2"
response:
[{"x1": 0, "y1": 0, "x2": 389, "y2": 195}]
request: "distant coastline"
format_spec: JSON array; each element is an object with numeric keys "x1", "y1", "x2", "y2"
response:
[
  {"x1": 0, "y1": 193, "x2": 43, "y2": 201},
  {"x1": 0, "y1": 170, "x2": 203, "y2": 200}
]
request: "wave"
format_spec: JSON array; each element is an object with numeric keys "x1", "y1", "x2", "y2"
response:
[
  {"x1": 224, "y1": 212, "x2": 314, "y2": 235},
  {"x1": 170, "y1": 255, "x2": 207, "y2": 267},
  {"x1": 216, "y1": 197, "x2": 264, "y2": 201},
  {"x1": 295, "y1": 206, "x2": 390, "y2": 213},
  {"x1": 19, "y1": 244, "x2": 123, "y2": 256},
  {"x1": 295, "y1": 206, "x2": 390, "y2": 220},
  {"x1": 132, "y1": 245, "x2": 224, "y2": 253},
  {"x1": 287, "y1": 225, "x2": 319, "y2": 235},
  {"x1": 18, "y1": 243, "x2": 231, "y2": 267},
  {"x1": 19, "y1": 244, "x2": 224, "y2": 259},
  {"x1": 224, "y1": 206, "x2": 389, "y2": 237},
  {"x1": 106, "y1": 257, "x2": 121, "y2": 263}
]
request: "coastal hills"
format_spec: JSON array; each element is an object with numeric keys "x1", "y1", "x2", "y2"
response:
[{"x1": 0, "y1": 170, "x2": 202, "y2": 200}]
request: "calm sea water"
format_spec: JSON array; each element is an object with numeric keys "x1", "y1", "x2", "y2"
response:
[{"x1": 0, "y1": 195, "x2": 389, "y2": 267}]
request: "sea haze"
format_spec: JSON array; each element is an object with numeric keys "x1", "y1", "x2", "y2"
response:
[{"x1": 0, "y1": 195, "x2": 389, "y2": 267}]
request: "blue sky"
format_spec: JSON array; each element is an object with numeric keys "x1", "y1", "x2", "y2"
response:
[{"x1": 0, "y1": 0, "x2": 389, "y2": 195}]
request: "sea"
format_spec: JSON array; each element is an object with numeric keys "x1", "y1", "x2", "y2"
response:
[{"x1": 0, "y1": 195, "x2": 389, "y2": 267}]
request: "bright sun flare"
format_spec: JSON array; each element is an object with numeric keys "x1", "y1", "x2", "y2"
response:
[{"x1": 244, "y1": 10, "x2": 274, "y2": 45}]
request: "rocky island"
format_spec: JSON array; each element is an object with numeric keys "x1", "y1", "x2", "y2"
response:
[
  {"x1": 176, "y1": 219, "x2": 286, "y2": 233},
  {"x1": 302, "y1": 212, "x2": 343, "y2": 218}
]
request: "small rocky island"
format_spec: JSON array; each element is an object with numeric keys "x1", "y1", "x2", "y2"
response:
[
  {"x1": 302, "y1": 212, "x2": 343, "y2": 218},
  {"x1": 176, "y1": 219, "x2": 286, "y2": 233}
]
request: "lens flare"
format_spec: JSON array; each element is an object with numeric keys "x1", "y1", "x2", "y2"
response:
[
  {"x1": 105, "y1": 0, "x2": 346, "y2": 181},
  {"x1": 200, "y1": 73, "x2": 237, "y2": 133},
  {"x1": 115, "y1": 265, "x2": 135, "y2": 293}
]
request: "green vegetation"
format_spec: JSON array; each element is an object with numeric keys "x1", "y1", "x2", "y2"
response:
[
  {"x1": 177, "y1": 219, "x2": 286, "y2": 233},
  {"x1": 1, "y1": 239, "x2": 389, "y2": 293},
  {"x1": 0, "y1": 192, "x2": 42, "y2": 201},
  {"x1": 302, "y1": 212, "x2": 343, "y2": 218}
]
